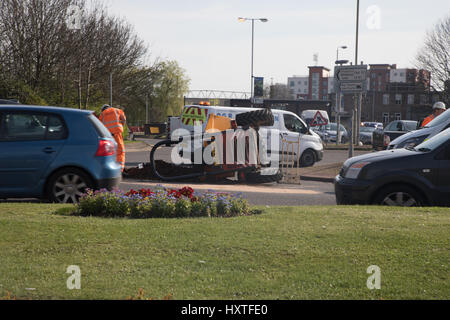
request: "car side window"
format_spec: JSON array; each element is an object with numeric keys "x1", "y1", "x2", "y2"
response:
[
  {"x1": 385, "y1": 122, "x2": 396, "y2": 131},
  {"x1": 46, "y1": 115, "x2": 67, "y2": 140},
  {"x1": 283, "y1": 114, "x2": 305, "y2": 133},
  {"x1": 0, "y1": 112, "x2": 67, "y2": 142}
]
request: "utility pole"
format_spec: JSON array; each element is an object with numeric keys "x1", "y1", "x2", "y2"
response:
[{"x1": 349, "y1": 0, "x2": 360, "y2": 158}]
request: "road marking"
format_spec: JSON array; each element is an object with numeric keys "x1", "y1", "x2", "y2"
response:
[{"x1": 121, "y1": 180, "x2": 322, "y2": 195}]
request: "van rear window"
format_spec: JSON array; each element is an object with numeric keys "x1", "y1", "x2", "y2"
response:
[{"x1": 88, "y1": 114, "x2": 112, "y2": 138}]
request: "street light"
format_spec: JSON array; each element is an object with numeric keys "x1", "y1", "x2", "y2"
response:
[
  {"x1": 238, "y1": 17, "x2": 268, "y2": 104},
  {"x1": 335, "y1": 45, "x2": 348, "y2": 145},
  {"x1": 336, "y1": 45, "x2": 347, "y2": 62}
]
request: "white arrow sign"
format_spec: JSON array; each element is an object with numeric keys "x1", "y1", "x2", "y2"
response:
[{"x1": 336, "y1": 68, "x2": 366, "y2": 81}]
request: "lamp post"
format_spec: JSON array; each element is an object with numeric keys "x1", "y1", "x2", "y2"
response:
[
  {"x1": 335, "y1": 46, "x2": 348, "y2": 145},
  {"x1": 238, "y1": 17, "x2": 268, "y2": 105}
]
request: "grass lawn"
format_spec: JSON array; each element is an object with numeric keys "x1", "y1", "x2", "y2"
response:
[{"x1": 0, "y1": 203, "x2": 448, "y2": 300}]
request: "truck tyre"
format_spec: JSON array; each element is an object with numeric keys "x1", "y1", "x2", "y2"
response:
[
  {"x1": 236, "y1": 108, "x2": 274, "y2": 127},
  {"x1": 245, "y1": 170, "x2": 283, "y2": 184}
]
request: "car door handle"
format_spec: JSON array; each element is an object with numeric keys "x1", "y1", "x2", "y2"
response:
[{"x1": 43, "y1": 147, "x2": 56, "y2": 154}]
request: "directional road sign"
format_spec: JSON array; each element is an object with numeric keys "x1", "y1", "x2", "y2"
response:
[{"x1": 334, "y1": 65, "x2": 368, "y2": 94}]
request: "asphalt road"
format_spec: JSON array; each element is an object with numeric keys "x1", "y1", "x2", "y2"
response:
[
  {"x1": 119, "y1": 179, "x2": 337, "y2": 206},
  {"x1": 121, "y1": 139, "x2": 372, "y2": 206}
]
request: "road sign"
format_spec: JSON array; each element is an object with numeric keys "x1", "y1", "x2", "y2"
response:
[
  {"x1": 339, "y1": 82, "x2": 365, "y2": 92},
  {"x1": 311, "y1": 111, "x2": 328, "y2": 127},
  {"x1": 336, "y1": 67, "x2": 366, "y2": 81},
  {"x1": 334, "y1": 65, "x2": 368, "y2": 94}
]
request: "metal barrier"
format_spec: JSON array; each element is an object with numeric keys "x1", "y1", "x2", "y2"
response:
[{"x1": 280, "y1": 137, "x2": 301, "y2": 184}]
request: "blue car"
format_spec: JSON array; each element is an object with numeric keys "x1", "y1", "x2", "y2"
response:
[{"x1": 0, "y1": 105, "x2": 122, "y2": 203}]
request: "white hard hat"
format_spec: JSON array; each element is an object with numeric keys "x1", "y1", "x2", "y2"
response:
[{"x1": 433, "y1": 101, "x2": 446, "y2": 110}]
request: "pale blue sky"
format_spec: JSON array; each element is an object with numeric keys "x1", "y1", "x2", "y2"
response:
[{"x1": 104, "y1": 0, "x2": 450, "y2": 92}]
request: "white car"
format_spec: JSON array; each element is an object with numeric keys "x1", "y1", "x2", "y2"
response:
[{"x1": 388, "y1": 109, "x2": 450, "y2": 149}]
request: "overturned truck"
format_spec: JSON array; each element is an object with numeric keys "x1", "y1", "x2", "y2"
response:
[{"x1": 150, "y1": 104, "x2": 282, "y2": 183}]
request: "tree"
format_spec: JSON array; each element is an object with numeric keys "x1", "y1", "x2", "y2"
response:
[
  {"x1": 0, "y1": 0, "x2": 190, "y2": 119},
  {"x1": 415, "y1": 15, "x2": 450, "y2": 104},
  {"x1": 151, "y1": 60, "x2": 190, "y2": 122}
]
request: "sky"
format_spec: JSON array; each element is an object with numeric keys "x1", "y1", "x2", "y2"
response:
[{"x1": 102, "y1": 0, "x2": 450, "y2": 93}]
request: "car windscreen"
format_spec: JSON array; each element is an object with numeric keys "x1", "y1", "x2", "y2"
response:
[
  {"x1": 88, "y1": 113, "x2": 112, "y2": 138},
  {"x1": 414, "y1": 128, "x2": 450, "y2": 152},
  {"x1": 360, "y1": 126, "x2": 375, "y2": 132},
  {"x1": 404, "y1": 121, "x2": 418, "y2": 131},
  {"x1": 424, "y1": 108, "x2": 450, "y2": 128}
]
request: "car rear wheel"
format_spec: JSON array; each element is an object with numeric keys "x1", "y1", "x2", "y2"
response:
[
  {"x1": 373, "y1": 185, "x2": 425, "y2": 207},
  {"x1": 47, "y1": 168, "x2": 93, "y2": 204}
]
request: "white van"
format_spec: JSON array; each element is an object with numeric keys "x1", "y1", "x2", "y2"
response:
[
  {"x1": 169, "y1": 105, "x2": 324, "y2": 167},
  {"x1": 388, "y1": 108, "x2": 450, "y2": 149}
]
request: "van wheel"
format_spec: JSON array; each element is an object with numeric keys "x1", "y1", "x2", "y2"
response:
[
  {"x1": 46, "y1": 168, "x2": 93, "y2": 204},
  {"x1": 300, "y1": 150, "x2": 315, "y2": 167},
  {"x1": 373, "y1": 185, "x2": 425, "y2": 207},
  {"x1": 236, "y1": 108, "x2": 274, "y2": 127}
]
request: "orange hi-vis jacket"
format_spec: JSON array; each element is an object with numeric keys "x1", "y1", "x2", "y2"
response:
[
  {"x1": 99, "y1": 107, "x2": 126, "y2": 171},
  {"x1": 421, "y1": 114, "x2": 435, "y2": 128},
  {"x1": 99, "y1": 107, "x2": 126, "y2": 134}
]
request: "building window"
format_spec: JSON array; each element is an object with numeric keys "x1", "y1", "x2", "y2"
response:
[
  {"x1": 382, "y1": 113, "x2": 389, "y2": 124},
  {"x1": 290, "y1": 81, "x2": 295, "y2": 87},
  {"x1": 304, "y1": 81, "x2": 308, "y2": 85},
  {"x1": 395, "y1": 113, "x2": 401, "y2": 120},
  {"x1": 420, "y1": 94, "x2": 428, "y2": 104},
  {"x1": 407, "y1": 94, "x2": 415, "y2": 105},
  {"x1": 383, "y1": 94, "x2": 390, "y2": 105},
  {"x1": 395, "y1": 94, "x2": 402, "y2": 105}
]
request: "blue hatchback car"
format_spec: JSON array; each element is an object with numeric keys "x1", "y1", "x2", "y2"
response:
[{"x1": 0, "y1": 105, "x2": 122, "y2": 203}]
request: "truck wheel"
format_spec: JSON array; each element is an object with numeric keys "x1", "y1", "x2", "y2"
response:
[
  {"x1": 236, "y1": 108, "x2": 274, "y2": 127},
  {"x1": 300, "y1": 150, "x2": 315, "y2": 167},
  {"x1": 245, "y1": 170, "x2": 283, "y2": 184}
]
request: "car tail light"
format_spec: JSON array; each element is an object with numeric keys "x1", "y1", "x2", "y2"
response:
[
  {"x1": 96, "y1": 139, "x2": 116, "y2": 156},
  {"x1": 383, "y1": 134, "x2": 390, "y2": 147}
]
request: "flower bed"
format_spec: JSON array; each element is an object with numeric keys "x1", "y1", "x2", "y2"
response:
[{"x1": 75, "y1": 186, "x2": 252, "y2": 218}]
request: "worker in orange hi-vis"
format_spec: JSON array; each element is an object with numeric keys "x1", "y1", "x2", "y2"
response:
[
  {"x1": 421, "y1": 101, "x2": 446, "y2": 128},
  {"x1": 99, "y1": 104, "x2": 127, "y2": 172}
]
